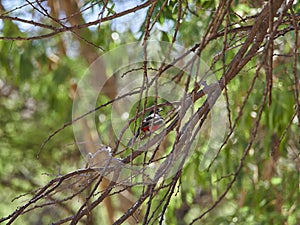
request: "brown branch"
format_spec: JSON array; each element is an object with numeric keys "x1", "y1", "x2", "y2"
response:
[
  {"x1": 1, "y1": 168, "x2": 96, "y2": 224},
  {"x1": 190, "y1": 77, "x2": 269, "y2": 225},
  {"x1": 158, "y1": 170, "x2": 181, "y2": 224},
  {"x1": 3, "y1": 1, "x2": 298, "y2": 224},
  {"x1": 222, "y1": 2, "x2": 233, "y2": 130},
  {"x1": 207, "y1": 63, "x2": 262, "y2": 171},
  {"x1": 0, "y1": 0, "x2": 156, "y2": 40},
  {"x1": 0, "y1": 14, "x2": 57, "y2": 30},
  {"x1": 112, "y1": 184, "x2": 155, "y2": 225},
  {"x1": 290, "y1": 5, "x2": 300, "y2": 126}
]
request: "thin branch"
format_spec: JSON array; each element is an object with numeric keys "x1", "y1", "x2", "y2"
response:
[{"x1": 190, "y1": 80, "x2": 269, "y2": 225}]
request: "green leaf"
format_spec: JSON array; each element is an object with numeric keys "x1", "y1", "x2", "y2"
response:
[
  {"x1": 19, "y1": 52, "x2": 34, "y2": 81},
  {"x1": 271, "y1": 177, "x2": 282, "y2": 185},
  {"x1": 161, "y1": 31, "x2": 170, "y2": 42},
  {"x1": 106, "y1": 3, "x2": 116, "y2": 16},
  {"x1": 52, "y1": 64, "x2": 70, "y2": 84}
]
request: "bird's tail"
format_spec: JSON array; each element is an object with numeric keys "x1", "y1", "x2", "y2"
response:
[{"x1": 127, "y1": 128, "x2": 140, "y2": 147}]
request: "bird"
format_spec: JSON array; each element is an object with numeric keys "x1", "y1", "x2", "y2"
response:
[{"x1": 127, "y1": 108, "x2": 164, "y2": 147}]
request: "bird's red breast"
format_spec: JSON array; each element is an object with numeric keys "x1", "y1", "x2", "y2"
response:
[{"x1": 141, "y1": 124, "x2": 161, "y2": 132}]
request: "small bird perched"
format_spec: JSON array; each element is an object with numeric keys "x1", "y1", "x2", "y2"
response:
[{"x1": 127, "y1": 108, "x2": 164, "y2": 147}]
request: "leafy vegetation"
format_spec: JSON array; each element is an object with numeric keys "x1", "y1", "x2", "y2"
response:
[{"x1": 0, "y1": 0, "x2": 299, "y2": 224}]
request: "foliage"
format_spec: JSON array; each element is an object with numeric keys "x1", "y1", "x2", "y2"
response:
[{"x1": 0, "y1": 0, "x2": 299, "y2": 225}]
